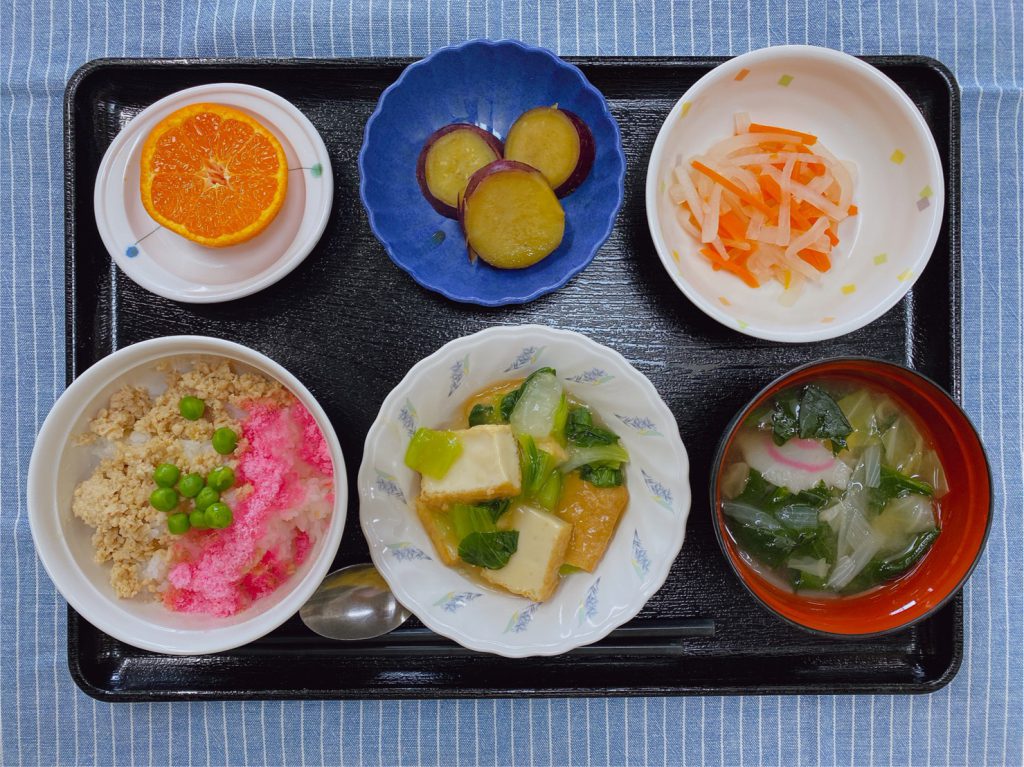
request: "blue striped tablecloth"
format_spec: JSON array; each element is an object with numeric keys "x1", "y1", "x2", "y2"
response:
[{"x1": 1, "y1": 1, "x2": 1020, "y2": 764}]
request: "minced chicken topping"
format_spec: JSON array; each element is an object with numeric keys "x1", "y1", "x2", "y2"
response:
[{"x1": 72, "y1": 360, "x2": 292, "y2": 599}]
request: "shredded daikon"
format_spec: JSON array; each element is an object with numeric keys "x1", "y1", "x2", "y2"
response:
[{"x1": 670, "y1": 114, "x2": 857, "y2": 293}]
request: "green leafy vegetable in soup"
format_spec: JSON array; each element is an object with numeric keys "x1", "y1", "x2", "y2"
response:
[{"x1": 722, "y1": 381, "x2": 946, "y2": 596}]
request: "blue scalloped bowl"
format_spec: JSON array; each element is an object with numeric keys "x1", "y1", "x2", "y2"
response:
[{"x1": 359, "y1": 39, "x2": 626, "y2": 306}]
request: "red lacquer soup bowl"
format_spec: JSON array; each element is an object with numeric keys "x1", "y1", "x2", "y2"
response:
[{"x1": 711, "y1": 358, "x2": 992, "y2": 637}]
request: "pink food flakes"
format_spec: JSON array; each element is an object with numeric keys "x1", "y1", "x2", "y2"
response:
[
  {"x1": 293, "y1": 530, "x2": 312, "y2": 566},
  {"x1": 294, "y1": 404, "x2": 334, "y2": 477},
  {"x1": 240, "y1": 550, "x2": 291, "y2": 602},
  {"x1": 164, "y1": 400, "x2": 332, "y2": 617}
]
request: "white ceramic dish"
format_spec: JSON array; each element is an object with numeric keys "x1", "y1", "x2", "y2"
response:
[
  {"x1": 358, "y1": 324, "x2": 691, "y2": 657},
  {"x1": 94, "y1": 83, "x2": 333, "y2": 303},
  {"x1": 646, "y1": 45, "x2": 944, "y2": 343},
  {"x1": 27, "y1": 336, "x2": 347, "y2": 655}
]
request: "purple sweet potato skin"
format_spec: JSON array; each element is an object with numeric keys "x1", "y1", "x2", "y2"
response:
[
  {"x1": 551, "y1": 109, "x2": 595, "y2": 198},
  {"x1": 416, "y1": 124, "x2": 503, "y2": 218}
]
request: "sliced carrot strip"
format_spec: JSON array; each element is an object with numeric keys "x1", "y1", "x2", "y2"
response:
[
  {"x1": 794, "y1": 144, "x2": 827, "y2": 174},
  {"x1": 701, "y1": 246, "x2": 760, "y2": 288},
  {"x1": 718, "y1": 210, "x2": 749, "y2": 243},
  {"x1": 759, "y1": 174, "x2": 782, "y2": 203},
  {"x1": 749, "y1": 123, "x2": 818, "y2": 144},
  {"x1": 798, "y1": 249, "x2": 831, "y2": 272},
  {"x1": 691, "y1": 160, "x2": 774, "y2": 216},
  {"x1": 848, "y1": 204, "x2": 858, "y2": 216}
]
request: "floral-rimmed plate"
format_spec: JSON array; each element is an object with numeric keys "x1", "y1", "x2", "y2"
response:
[
  {"x1": 358, "y1": 324, "x2": 691, "y2": 657},
  {"x1": 94, "y1": 83, "x2": 333, "y2": 303}
]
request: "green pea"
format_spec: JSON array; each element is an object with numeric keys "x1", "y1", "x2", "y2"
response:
[
  {"x1": 167, "y1": 513, "x2": 190, "y2": 535},
  {"x1": 153, "y1": 463, "x2": 180, "y2": 488},
  {"x1": 194, "y1": 486, "x2": 219, "y2": 511},
  {"x1": 176, "y1": 473, "x2": 204, "y2": 498},
  {"x1": 189, "y1": 509, "x2": 210, "y2": 530},
  {"x1": 207, "y1": 466, "x2": 236, "y2": 492},
  {"x1": 149, "y1": 487, "x2": 179, "y2": 512},
  {"x1": 211, "y1": 427, "x2": 238, "y2": 455},
  {"x1": 206, "y1": 502, "x2": 233, "y2": 529},
  {"x1": 179, "y1": 396, "x2": 205, "y2": 421}
]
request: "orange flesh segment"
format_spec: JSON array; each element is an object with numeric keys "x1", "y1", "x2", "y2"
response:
[
  {"x1": 463, "y1": 168, "x2": 565, "y2": 269},
  {"x1": 504, "y1": 107, "x2": 581, "y2": 190},
  {"x1": 140, "y1": 103, "x2": 287, "y2": 248},
  {"x1": 424, "y1": 130, "x2": 501, "y2": 208}
]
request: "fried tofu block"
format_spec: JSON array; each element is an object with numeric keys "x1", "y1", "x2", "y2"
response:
[
  {"x1": 415, "y1": 500, "x2": 460, "y2": 566},
  {"x1": 481, "y1": 504, "x2": 572, "y2": 602},
  {"x1": 419, "y1": 425, "x2": 521, "y2": 505},
  {"x1": 554, "y1": 472, "x2": 629, "y2": 572}
]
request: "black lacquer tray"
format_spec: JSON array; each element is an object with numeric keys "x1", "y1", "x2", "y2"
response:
[{"x1": 64, "y1": 55, "x2": 961, "y2": 700}]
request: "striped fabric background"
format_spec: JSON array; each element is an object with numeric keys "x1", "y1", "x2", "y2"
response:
[{"x1": 0, "y1": 0, "x2": 1020, "y2": 764}]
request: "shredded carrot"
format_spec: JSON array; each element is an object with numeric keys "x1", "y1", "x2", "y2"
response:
[
  {"x1": 798, "y1": 249, "x2": 831, "y2": 272},
  {"x1": 718, "y1": 210, "x2": 749, "y2": 243},
  {"x1": 691, "y1": 160, "x2": 774, "y2": 216},
  {"x1": 749, "y1": 123, "x2": 818, "y2": 144},
  {"x1": 759, "y1": 174, "x2": 781, "y2": 204},
  {"x1": 700, "y1": 246, "x2": 760, "y2": 288},
  {"x1": 848, "y1": 204, "x2": 858, "y2": 216}
]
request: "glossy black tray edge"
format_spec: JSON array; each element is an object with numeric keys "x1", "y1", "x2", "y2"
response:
[{"x1": 63, "y1": 55, "x2": 962, "y2": 701}]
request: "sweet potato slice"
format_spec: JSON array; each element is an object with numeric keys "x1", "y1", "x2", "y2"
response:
[
  {"x1": 459, "y1": 160, "x2": 565, "y2": 269},
  {"x1": 417, "y1": 124, "x2": 503, "y2": 218},
  {"x1": 503, "y1": 106, "x2": 595, "y2": 197},
  {"x1": 554, "y1": 471, "x2": 628, "y2": 572}
]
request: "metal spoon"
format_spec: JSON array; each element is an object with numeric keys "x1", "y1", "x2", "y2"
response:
[{"x1": 300, "y1": 562, "x2": 411, "y2": 640}]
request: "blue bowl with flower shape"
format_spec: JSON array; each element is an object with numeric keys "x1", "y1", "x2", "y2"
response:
[{"x1": 359, "y1": 39, "x2": 626, "y2": 306}]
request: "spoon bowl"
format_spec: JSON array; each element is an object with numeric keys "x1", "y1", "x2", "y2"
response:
[{"x1": 299, "y1": 563, "x2": 411, "y2": 641}]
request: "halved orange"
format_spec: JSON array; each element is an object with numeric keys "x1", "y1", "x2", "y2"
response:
[{"x1": 140, "y1": 103, "x2": 288, "y2": 248}]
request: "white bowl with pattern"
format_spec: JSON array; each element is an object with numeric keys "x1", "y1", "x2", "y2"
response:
[
  {"x1": 646, "y1": 45, "x2": 944, "y2": 342},
  {"x1": 358, "y1": 324, "x2": 691, "y2": 657}
]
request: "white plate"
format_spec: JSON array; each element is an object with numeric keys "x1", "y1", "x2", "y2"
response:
[
  {"x1": 27, "y1": 336, "x2": 348, "y2": 655},
  {"x1": 358, "y1": 324, "x2": 691, "y2": 657},
  {"x1": 646, "y1": 45, "x2": 944, "y2": 343},
  {"x1": 94, "y1": 83, "x2": 333, "y2": 303}
]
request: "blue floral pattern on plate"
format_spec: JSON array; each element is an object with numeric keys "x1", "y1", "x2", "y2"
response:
[
  {"x1": 434, "y1": 591, "x2": 482, "y2": 613},
  {"x1": 448, "y1": 355, "x2": 469, "y2": 397},
  {"x1": 614, "y1": 414, "x2": 662, "y2": 436},
  {"x1": 575, "y1": 578, "x2": 601, "y2": 625},
  {"x1": 641, "y1": 468, "x2": 673, "y2": 512},
  {"x1": 565, "y1": 367, "x2": 614, "y2": 385},
  {"x1": 398, "y1": 398, "x2": 418, "y2": 437},
  {"x1": 375, "y1": 469, "x2": 407, "y2": 504},
  {"x1": 503, "y1": 602, "x2": 541, "y2": 633},
  {"x1": 358, "y1": 39, "x2": 626, "y2": 306},
  {"x1": 387, "y1": 542, "x2": 432, "y2": 561},
  {"x1": 504, "y1": 346, "x2": 545, "y2": 372},
  {"x1": 631, "y1": 530, "x2": 651, "y2": 578}
]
